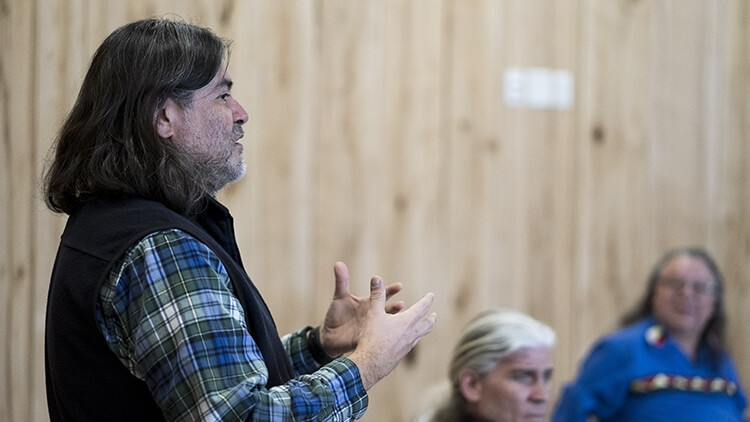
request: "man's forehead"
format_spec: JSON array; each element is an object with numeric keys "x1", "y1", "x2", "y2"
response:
[
  {"x1": 194, "y1": 67, "x2": 233, "y2": 98},
  {"x1": 210, "y1": 67, "x2": 233, "y2": 89}
]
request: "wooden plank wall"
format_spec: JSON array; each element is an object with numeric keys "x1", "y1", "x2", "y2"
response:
[{"x1": 1, "y1": 0, "x2": 748, "y2": 420}]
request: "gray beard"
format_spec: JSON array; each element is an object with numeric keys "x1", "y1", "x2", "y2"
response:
[
  {"x1": 185, "y1": 125, "x2": 246, "y2": 194},
  {"x1": 196, "y1": 154, "x2": 246, "y2": 194}
]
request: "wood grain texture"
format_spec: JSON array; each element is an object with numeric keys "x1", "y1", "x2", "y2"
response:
[
  {"x1": 3, "y1": 0, "x2": 37, "y2": 420},
  {"x1": 2, "y1": 0, "x2": 748, "y2": 421}
]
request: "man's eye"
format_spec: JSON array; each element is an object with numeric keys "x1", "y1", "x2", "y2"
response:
[
  {"x1": 512, "y1": 373, "x2": 534, "y2": 384},
  {"x1": 219, "y1": 93, "x2": 230, "y2": 100}
]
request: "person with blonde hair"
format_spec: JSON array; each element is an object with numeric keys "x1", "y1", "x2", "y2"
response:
[{"x1": 417, "y1": 309, "x2": 555, "y2": 422}]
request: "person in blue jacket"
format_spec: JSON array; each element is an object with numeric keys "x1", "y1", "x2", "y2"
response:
[{"x1": 552, "y1": 247, "x2": 747, "y2": 421}]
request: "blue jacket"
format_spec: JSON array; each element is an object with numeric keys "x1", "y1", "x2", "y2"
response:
[{"x1": 552, "y1": 317, "x2": 747, "y2": 421}]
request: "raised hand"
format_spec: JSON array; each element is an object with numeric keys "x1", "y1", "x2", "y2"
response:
[
  {"x1": 318, "y1": 261, "x2": 408, "y2": 357},
  {"x1": 344, "y1": 271, "x2": 437, "y2": 390}
]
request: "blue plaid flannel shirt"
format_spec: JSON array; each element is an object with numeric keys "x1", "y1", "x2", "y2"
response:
[{"x1": 96, "y1": 228, "x2": 368, "y2": 421}]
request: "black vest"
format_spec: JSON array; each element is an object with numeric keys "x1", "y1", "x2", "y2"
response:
[{"x1": 45, "y1": 197, "x2": 294, "y2": 421}]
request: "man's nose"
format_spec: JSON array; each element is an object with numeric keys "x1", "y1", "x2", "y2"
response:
[{"x1": 233, "y1": 99, "x2": 249, "y2": 124}]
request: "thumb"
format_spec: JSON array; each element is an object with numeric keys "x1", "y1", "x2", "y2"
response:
[
  {"x1": 369, "y1": 276, "x2": 386, "y2": 306},
  {"x1": 333, "y1": 261, "x2": 351, "y2": 300}
]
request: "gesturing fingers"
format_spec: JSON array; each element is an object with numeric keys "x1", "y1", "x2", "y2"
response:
[
  {"x1": 385, "y1": 301, "x2": 405, "y2": 314},
  {"x1": 332, "y1": 261, "x2": 351, "y2": 300},
  {"x1": 402, "y1": 292, "x2": 437, "y2": 335},
  {"x1": 384, "y1": 282, "x2": 403, "y2": 300},
  {"x1": 369, "y1": 276, "x2": 386, "y2": 306},
  {"x1": 407, "y1": 292, "x2": 435, "y2": 320},
  {"x1": 415, "y1": 310, "x2": 438, "y2": 338}
]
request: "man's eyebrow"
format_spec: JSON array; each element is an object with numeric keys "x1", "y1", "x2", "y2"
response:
[{"x1": 216, "y1": 78, "x2": 233, "y2": 90}]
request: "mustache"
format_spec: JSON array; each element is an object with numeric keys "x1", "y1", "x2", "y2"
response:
[{"x1": 233, "y1": 124, "x2": 244, "y2": 141}]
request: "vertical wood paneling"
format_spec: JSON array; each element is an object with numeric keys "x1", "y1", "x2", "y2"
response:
[
  {"x1": 3, "y1": 1, "x2": 749, "y2": 421},
  {"x1": 367, "y1": 1, "x2": 445, "y2": 417},
  {"x1": 0, "y1": 2, "x2": 11, "y2": 418},
  {"x1": 3, "y1": 0, "x2": 37, "y2": 419},
  {"x1": 574, "y1": 0, "x2": 658, "y2": 374},
  {"x1": 716, "y1": 0, "x2": 750, "y2": 397},
  {"x1": 443, "y1": 0, "x2": 497, "y2": 361}
]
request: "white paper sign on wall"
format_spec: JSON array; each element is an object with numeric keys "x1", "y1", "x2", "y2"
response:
[{"x1": 504, "y1": 67, "x2": 573, "y2": 110}]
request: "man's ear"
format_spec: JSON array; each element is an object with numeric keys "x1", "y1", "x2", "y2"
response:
[
  {"x1": 156, "y1": 98, "x2": 182, "y2": 139},
  {"x1": 458, "y1": 368, "x2": 483, "y2": 403}
]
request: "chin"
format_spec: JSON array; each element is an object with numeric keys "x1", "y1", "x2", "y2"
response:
[{"x1": 237, "y1": 162, "x2": 247, "y2": 180}]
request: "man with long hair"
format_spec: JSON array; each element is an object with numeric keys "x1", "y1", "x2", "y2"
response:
[
  {"x1": 43, "y1": 17, "x2": 436, "y2": 421},
  {"x1": 552, "y1": 247, "x2": 747, "y2": 421}
]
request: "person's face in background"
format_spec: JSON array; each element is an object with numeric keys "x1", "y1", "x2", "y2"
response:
[
  {"x1": 652, "y1": 254, "x2": 717, "y2": 342},
  {"x1": 460, "y1": 346, "x2": 553, "y2": 422},
  {"x1": 160, "y1": 63, "x2": 250, "y2": 192}
]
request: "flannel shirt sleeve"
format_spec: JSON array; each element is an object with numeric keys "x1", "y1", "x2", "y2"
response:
[
  {"x1": 281, "y1": 327, "x2": 325, "y2": 376},
  {"x1": 96, "y1": 229, "x2": 368, "y2": 421}
]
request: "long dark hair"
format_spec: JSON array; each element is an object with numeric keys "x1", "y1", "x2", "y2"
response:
[
  {"x1": 42, "y1": 17, "x2": 231, "y2": 215},
  {"x1": 620, "y1": 247, "x2": 727, "y2": 362}
]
